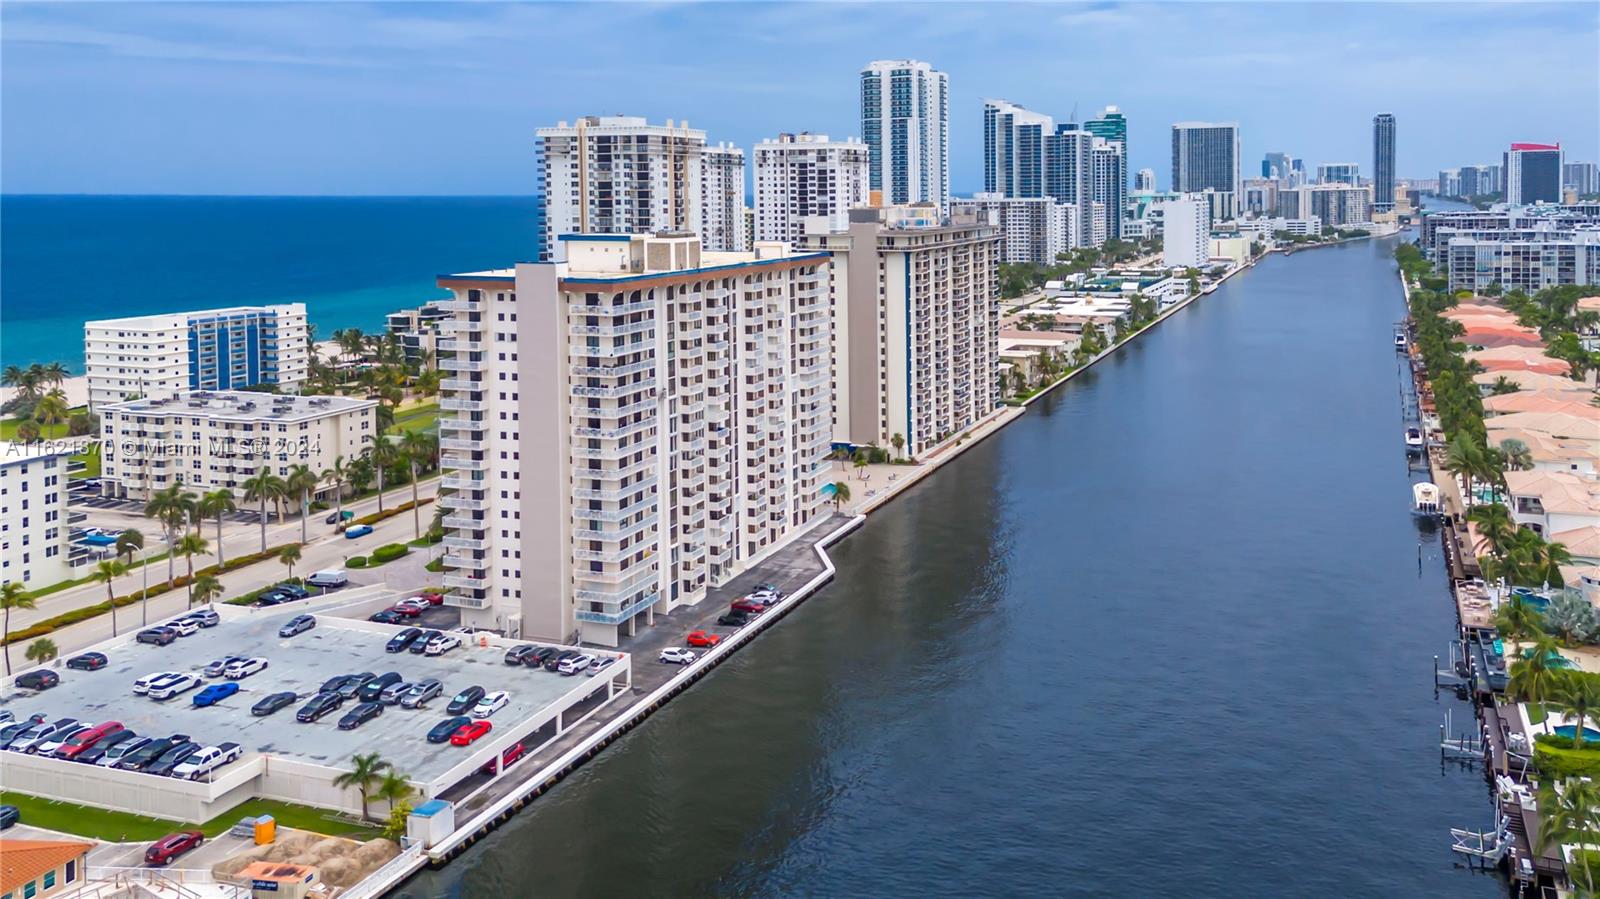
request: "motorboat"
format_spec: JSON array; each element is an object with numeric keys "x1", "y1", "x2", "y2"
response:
[
  {"x1": 1395, "y1": 331, "x2": 1409, "y2": 351},
  {"x1": 1405, "y1": 427, "x2": 1425, "y2": 455},
  {"x1": 1413, "y1": 482, "x2": 1441, "y2": 517}
]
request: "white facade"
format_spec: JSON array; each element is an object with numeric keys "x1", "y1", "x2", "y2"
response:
[
  {"x1": 433, "y1": 235, "x2": 834, "y2": 646},
  {"x1": 1234, "y1": 216, "x2": 1323, "y2": 237},
  {"x1": 699, "y1": 143, "x2": 747, "y2": 252},
  {"x1": 1159, "y1": 197, "x2": 1210, "y2": 268},
  {"x1": 0, "y1": 442, "x2": 79, "y2": 588},
  {"x1": 754, "y1": 133, "x2": 870, "y2": 246},
  {"x1": 84, "y1": 305, "x2": 309, "y2": 411},
  {"x1": 1135, "y1": 168, "x2": 1156, "y2": 192},
  {"x1": 860, "y1": 59, "x2": 950, "y2": 211},
  {"x1": 801, "y1": 205, "x2": 1002, "y2": 458},
  {"x1": 98, "y1": 391, "x2": 377, "y2": 502},
  {"x1": 953, "y1": 194, "x2": 1077, "y2": 263}
]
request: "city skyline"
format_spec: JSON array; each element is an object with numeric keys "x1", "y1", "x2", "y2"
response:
[{"x1": 3, "y1": 1, "x2": 1596, "y2": 196}]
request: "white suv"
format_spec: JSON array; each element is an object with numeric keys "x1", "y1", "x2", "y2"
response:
[
  {"x1": 133, "y1": 672, "x2": 183, "y2": 695},
  {"x1": 148, "y1": 673, "x2": 202, "y2": 700}
]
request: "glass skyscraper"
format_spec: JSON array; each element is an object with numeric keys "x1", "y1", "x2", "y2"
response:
[
  {"x1": 860, "y1": 59, "x2": 950, "y2": 211},
  {"x1": 1373, "y1": 113, "x2": 1396, "y2": 213}
]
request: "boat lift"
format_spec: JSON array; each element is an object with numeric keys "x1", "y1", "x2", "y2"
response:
[
  {"x1": 1441, "y1": 707, "x2": 1485, "y2": 764},
  {"x1": 1435, "y1": 643, "x2": 1471, "y2": 698},
  {"x1": 1451, "y1": 811, "x2": 1511, "y2": 868}
]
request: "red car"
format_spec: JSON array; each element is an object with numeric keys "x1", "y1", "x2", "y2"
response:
[
  {"x1": 480, "y1": 741, "x2": 526, "y2": 774},
  {"x1": 686, "y1": 630, "x2": 722, "y2": 648},
  {"x1": 450, "y1": 720, "x2": 493, "y2": 746},
  {"x1": 57, "y1": 720, "x2": 124, "y2": 760},
  {"x1": 418, "y1": 592, "x2": 445, "y2": 606},
  {"x1": 145, "y1": 830, "x2": 203, "y2": 866},
  {"x1": 388, "y1": 604, "x2": 423, "y2": 618},
  {"x1": 729, "y1": 599, "x2": 766, "y2": 615}
]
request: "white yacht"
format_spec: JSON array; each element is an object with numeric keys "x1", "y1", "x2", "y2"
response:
[
  {"x1": 1413, "y1": 482, "x2": 1441, "y2": 517},
  {"x1": 1405, "y1": 427, "x2": 1425, "y2": 454}
]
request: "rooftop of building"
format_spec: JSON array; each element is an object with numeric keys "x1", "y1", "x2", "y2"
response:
[
  {"x1": 1486, "y1": 410, "x2": 1600, "y2": 442},
  {"x1": 86, "y1": 304, "x2": 306, "y2": 329},
  {"x1": 1552, "y1": 525, "x2": 1600, "y2": 561},
  {"x1": 1505, "y1": 469, "x2": 1600, "y2": 515},
  {"x1": 0, "y1": 440, "x2": 79, "y2": 466},
  {"x1": 101, "y1": 390, "x2": 375, "y2": 422},
  {"x1": 0, "y1": 839, "x2": 92, "y2": 893},
  {"x1": 1483, "y1": 391, "x2": 1600, "y2": 419},
  {"x1": 1473, "y1": 369, "x2": 1592, "y2": 392}
]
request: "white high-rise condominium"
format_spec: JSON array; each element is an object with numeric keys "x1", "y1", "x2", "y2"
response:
[
  {"x1": 83, "y1": 305, "x2": 308, "y2": 411},
  {"x1": 433, "y1": 234, "x2": 834, "y2": 646},
  {"x1": 801, "y1": 205, "x2": 1002, "y2": 458},
  {"x1": 982, "y1": 98, "x2": 1053, "y2": 198},
  {"x1": 1091, "y1": 140, "x2": 1126, "y2": 241},
  {"x1": 860, "y1": 59, "x2": 950, "y2": 211},
  {"x1": 1159, "y1": 197, "x2": 1210, "y2": 268},
  {"x1": 699, "y1": 143, "x2": 747, "y2": 252},
  {"x1": 1046, "y1": 127, "x2": 1095, "y2": 247},
  {"x1": 1, "y1": 442, "x2": 80, "y2": 589},
  {"x1": 1316, "y1": 163, "x2": 1360, "y2": 185},
  {"x1": 1135, "y1": 168, "x2": 1157, "y2": 192},
  {"x1": 754, "y1": 133, "x2": 870, "y2": 246},
  {"x1": 954, "y1": 194, "x2": 1077, "y2": 264},
  {"x1": 1170, "y1": 122, "x2": 1241, "y2": 199}
]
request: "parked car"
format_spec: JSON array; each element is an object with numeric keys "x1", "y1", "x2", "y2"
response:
[
  {"x1": 450, "y1": 720, "x2": 492, "y2": 746},
  {"x1": 446, "y1": 686, "x2": 485, "y2": 716},
  {"x1": 14, "y1": 670, "x2": 59, "y2": 690},
  {"x1": 148, "y1": 674, "x2": 202, "y2": 701},
  {"x1": 343, "y1": 525, "x2": 373, "y2": 539},
  {"x1": 306, "y1": 569, "x2": 349, "y2": 587},
  {"x1": 369, "y1": 610, "x2": 405, "y2": 625},
  {"x1": 173, "y1": 742, "x2": 242, "y2": 780},
  {"x1": 395, "y1": 598, "x2": 430, "y2": 614},
  {"x1": 543, "y1": 650, "x2": 579, "y2": 672},
  {"x1": 203, "y1": 656, "x2": 249, "y2": 678},
  {"x1": 744, "y1": 590, "x2": 780, "y2": 606},
  {"x1": 753, "y1": 582, "x2": 781, "y2": 595},
  {"x1": 358, "y1": 672, "x2": 404, "y2": 703},
  {"x1": 717, "y1": 612, "x2": 753, "y2": 627},
  {"x1": 379, "y1": 681, "x2": 412, "y2": 705},
  {"x1": 296, "y1": 692, "x2": 345, "y2": 723},
  {"x1": 471, "y1": 691, "x2": 509, "y2": 719},
  {"x1": 97, "y1": 735, "x2": 153, "y2": 768},
  {"x1": 182, "y1": 609, "x2": 221, "y2": 627},
  {"x1": 0, "y1": 805, "x2": 19, "y2": 829},
  {"x1": 148, "y1": 741, "x2": 202, "y2": 777},
  {"x1": 275, "y1": 583, "x2": 311, "y2": 600},
  {"x1": 66, "y1": 652, "x2": 109, "y2": 671},
  {"x1": 427, "y1": 715, "x2": 472, "y2": 744},
  {"x1": 729, "y1": 598, "x2": 767, "y2": 615},
  {"x1": 480, "y1": 741, "x2": 526, "y2": 775},
  {"x1": 165, "y1": 618, "x2": 199, "y2": 637},
  {"x1": 414, "y1": 592, "x2": 445, "y2": 606},
  {"x1": 134, "y1": 672, "x2": 183, "y2": 695},
  {"x1": 424, "y1": 634, "x2": 462, "y2": 656},
  {"x1": 252, "y1": 692, "x2": 299, "y2": 717},
  {"x1": 145, "y1": 831, "x2": 203, "y2": 866},
  {"x1": 279, "y1": 615, "x2": 316, "y2": 638},
  {"x1": 324, "y1": 510, "x2": 342, "y2": 525},
  {"x1": 11, "y1": 719, "x2": 79, "y2": 754},
  {"x1": 399, "y1": 679, "x2": 443, "y2": 709},
  {"x1": 559, "y1": 654, "x2": 595, "y2": 676},
  {"x1": 587, "y1": 657, "x2": 618, "y2": 678},
  {"x1": 503, "y1": 644, "x2": 538, "y2": 665},
  {"x1": 386, "y1": 604, "x2": 423, "y2": 619},
  {"x1": 254, "y1": 590, "x2": 292, "y2": 607},
  {"x1": 335, "y1": 673, "x2": 377, "y2": 700},
  {"x1": 523, "y1": 647, "x2": 559, "y2": 668},
  {"x1": 117, "y1": 736, "x2": 180, "y2": 771},
  {"x1": 338, "y1": 701, "x2": 384, "y2": 731},
  {"x1": 319, "y1": 674, "x2": 354, "y2": 695},
  {"x1": 686, "y1": 630, "x2": 721, "y2": 648},
  {"x1": 35, "y1": 725, "x2": 93, "y2": 756},
  {"x1": 136, "y1": 627, "x2": 179, "y2": 645},
  {"x1": 386, "y1": 628, "x2": 424, "y2": 653},
  {"x1": 55, "y1": 721, "x2": 124, "y2": 760},
  {"x1": 409, "y1": 630, "x2": 443, "y2": 655},
  {"x1": 76, "y1": 729, "x2": 139, "y2": 765},
  {"x1": 225, "y1": 658, "x2": 269, "y2": 679},
  {"x1": 193, "y1": 682, "x2": 240, "y2": 707},
  {"x1": 659, "y1": 648, "x2": 696, "y2": 665}
]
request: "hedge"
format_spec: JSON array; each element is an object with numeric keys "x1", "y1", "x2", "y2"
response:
[
  {"x1": 1534, "y1": 742, "x2": 1600, "y2": 779},
  {"x1": 347, "y1": 557, "x2": 369, "y2": 569},
  {"x1": 424, "y1": 558, "x2": 443, "y2": 573},
  {"x1": 352, "y1": 497, "x2": 434, "y2": 528},
  {"x1": 369, "y1": 544, "x2": 410, "y2": 565}
]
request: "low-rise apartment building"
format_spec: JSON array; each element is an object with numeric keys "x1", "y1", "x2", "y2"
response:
[
  {"x1": 98, "y1": 391, "x2": 376, "y2": 502},
  {"x1": 432, "y1": 234, "x2": 834, "y2": 646},
  {"x1": 0, "y1": 442, "x2": 83, "y2": 588}
]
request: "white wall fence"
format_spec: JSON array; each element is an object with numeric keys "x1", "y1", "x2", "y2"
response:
[{"x1": 334, "y1": 844, "x2": 426, "y2": 899}]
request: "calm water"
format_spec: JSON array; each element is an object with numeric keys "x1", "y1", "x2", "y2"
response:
[
  {"x1": 0, "y1": 195, "x2": 543, "y2": 369},
  {"x1": 398, "y1": 235, "x2": 1501, "y2": 896}
]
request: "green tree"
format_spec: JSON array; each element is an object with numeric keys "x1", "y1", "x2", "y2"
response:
[
  {"x1": 33, "y1": 390, "x2": 70, "y2": 434},
  {"x1": 198, "y1": 489, "x2": 237, "y2": 568},
  {"x1": 241, "y1": 469, "x2": 288, "y2": 554},
  {"x1": 323, "y1": 456, "x2": 350, "y2": 525},
  {"x1": 852, "y1": 449, "x2": 869, "y2": 480},
  {"x1": 191, "y1": 575, "x2": 224, "y2": 607},
  {"x1": 144, "y1": 484, "x2": 197, "y2": 586},
  {"x1": 279, "y1": 544, "x2": 302, "y2": 581},
  {"x1": 175, "y1": 533, "x2": 209, "y2": 608},
  {"x1": 367, "y1": 436, "x2": 402, "y2": 513},
  {"x1": 334, "y1": 752, "x2": 392, "y2": 822},
  {"x1": 0, "y1": 583, "x2": 36, "y2": 676},
  {"x1": 1467, "y1": 503, "x2": 1518, "y2": 559},
  {"x1": 92, "y1": 558, "x2": 127, "y2": 637},
  {"x1": 24, "y1": 637, "x2": 58, "y2": 665},
  {"x1": 1508, "y1": 634, "x2": 1563, "y2": 707},
  {"x1": 1488, "y1": 375, "x2": 1520, "y2": 395},
  {"x1": 286, "y1": 464, "x2": 319, "y2": 544},
  {"x1": 831, "y1": 481, "x2": 851, "y2": 511},
  {"x1": 376, "y1": 769, "x2": 414, "y2": 816},
  {"x1": 890, "y1": 433, "x2": 905, "y2": 460},
  {"x1": 1537, "y1": 776, "x2": 1600, "y2": 892},
  {"x1": 400, "y1": 430, "x2": 437, "y2": 539}
]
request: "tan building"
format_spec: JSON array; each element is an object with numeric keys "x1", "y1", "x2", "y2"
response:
[
  {"x1": 99, "y1": 391, "x2": 378, "y2": 502},
  {"x1": 801, "y1": 204, "x2": 1002, "y2": 457},
  {"x1": 0, "y1": 839, "x2": 91, "y2": 899},
  {"x1": 434, "y1": 234, "x2": 833, "y2": 645}
]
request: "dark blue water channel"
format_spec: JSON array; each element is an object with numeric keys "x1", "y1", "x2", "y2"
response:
[{"x1": 399, "y1": 233, "x2": 1502, "y2": 897}]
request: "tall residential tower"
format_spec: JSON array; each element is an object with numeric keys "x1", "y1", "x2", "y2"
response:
[
  {"x1": 754, "y1": 132, "x2": 870, "y2": 246},
  {"x1": 1372, "y1": 113, "x2": 1396, "y2": 213},
  {"x1": 860, "y1": 59, "x2": 950, "y2": 211},
  {"x1": 1171, "y1": 122, "x2": 1241, "y2": 199}
]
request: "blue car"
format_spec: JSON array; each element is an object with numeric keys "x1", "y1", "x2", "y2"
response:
[
  {"x1": 344, "y1": 524, "x2": 373, "y2": 539},
  {"x1": 193, "y1": 682, "x2": 240, "y2": 707}
]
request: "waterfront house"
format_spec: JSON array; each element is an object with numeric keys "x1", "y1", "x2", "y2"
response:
[
  {"x1": 1464, "y1": 345, "x2": 1572, "y2": 377},
  {"x1": 1483, "y1": 392, "x2": 1600, "y2": 420},
  {"x1": 1473, "y1": 369, "x2": 1594, "y2": 395},
  {"x1": 1482, "y1": 426, "x2": 1600, "y2": 480},
  {"x1": 0, "y1": 839, "x2": 92, "y2": 899},
  {"x1": 1452, "y1": 319, "x2": 1545, "y2": 349},
  {"x1": 1505, "y1": 469, "x2": 1600, "y2": 536}
]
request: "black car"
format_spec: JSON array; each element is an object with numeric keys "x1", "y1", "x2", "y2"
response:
[
  {"x1": 0, "y1": 804, "x2": 18, "y2": 829},
  {"x1": 277, "y1": 583, "x2": 310, "y2": 599},
  {"x1": 0, "y1": 719, "x2": 45, "y2": 750},
  {"x1": 504, "y1": 645, "x2": 538, "y2": 665},
  {"x1": 336, "y1": 673, "x2": 376, "y2": 700},
  {"x1": 15, "y1": 670, "x2": 60, "y2": 690},
  {"x1": 369, "y1": 610, "x2": 404, "y2": 625},
  {"x1": 137, "y1": 627, "x2": 178, "y2": 645},
  {"x1": 252, "y1": 691, "x2": 299, "y2": 717},
  {"x1": 544, "y1": 650, "x2": 580, "y2": 672},
  {"x1": 75, "y1": 729, "x2": 138, "y2": 765},
  {"x1": 296, "y1": 692, "x2": 344, "y2": 723},
  {"x1": 446, "y1": 685, "x2": 485, "y2": 715},
  {"x1": 66, "y1": 652, "x2": 109, "y2": 671},
  {"x1": 386, "y1": 628, "x2": 423, "y2": 653},
  {"x1": 325, "y1": 510, "x2": 342, "y2": 525},
  {"x1": 523, "y1": 647, "x2": 558, "y2": 668},
  {"x1": 254, "y1": 590, "x2": 290, "y2": 607},
  {"x1": 148, "y1": 742, "x2": 201, "y2": 777},
  {"x1": 426, "y1": 715, "x2": 472, "y2": 744},
  {"x1": 338, "y1": 701, "x2": 383, "y2": 730},
  {"x1": 717, "y1": 612, "x2": 752, "y2": 627},
  {"x1": 409, "y1": 630, "x2": 443, "y2": 655},
  {"x1": 117, "y1": 736, "x2": 179, "y2": 771},
  {"x1": 357, "y1": 672, "x2": 403, "y2": 703},
  {"x1": 319, "y1": 674, "x2": 352, "y2": 695}
]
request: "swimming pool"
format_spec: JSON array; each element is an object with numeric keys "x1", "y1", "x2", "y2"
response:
[{"x1": 1553, "y1": 725, "x2": 1600, "y2": 741}]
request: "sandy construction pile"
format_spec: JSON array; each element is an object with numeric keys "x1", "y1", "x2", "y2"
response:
[{"x1": 212, "y1": 827, "x2": 402, "y2": 889}]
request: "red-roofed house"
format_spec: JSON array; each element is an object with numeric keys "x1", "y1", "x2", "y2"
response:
[{"x1": 0, "y1": 840, "x2": 92, "y2": 899}]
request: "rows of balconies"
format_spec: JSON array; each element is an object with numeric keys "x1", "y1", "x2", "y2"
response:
[
  {"x1": 572, "y1": 379, "x2": 656, "y2": 399},
  {"x1": 571, "y1": 359, "x2": 655, "y2": 378},
  {"x1": 573, "y1": 416, "x2": 657, "y2": 440},
  {"x1": 573, "y1": 474, "x2": 657, "y2": 502},
  {"x1": 573, "y1": 514, "x2": 658, "y2": 542}
]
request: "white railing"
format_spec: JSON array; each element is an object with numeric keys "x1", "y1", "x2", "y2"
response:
[{"x1": 338, "y1": 844, "x2": 428, "y2": 899}]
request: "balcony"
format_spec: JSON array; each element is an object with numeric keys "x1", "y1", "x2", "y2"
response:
[
  {"x1": 440, "y1": 454, "x2": 486, "y2": 471},
  {"x1": 573, "y1": 475, "x2": 658, "y2": 502},
  {"x1": 442, "y1": 573, "x2": 490, "y2": 591},
  {"x1": 440, "y1": 397, "x2": 486, "y2": 413},
  {"x1": 570, "y1": 319, "x2": 655, "y2": 337},
  {"x1": 439, "y1": 437, "x2": 486, "y2": 452},
  {"x1": 444, "y1": 591, "x2": 491, "y2": 609},
  {"x1": 438, "y1": 356, "x2": 485, "y2": 373},
  {"x1": 573, "y1": 417, "x2": 657, "y2": 440},
  {"x1": 571, "y1": 359, "x2": 655, "y2": 378},
  {"x1": 441, "y1": 475, "x2": 487, "y2": 493},
  {"x1": 574, "y1": 590, "x2": 662, "y2": 625},
  {"x1": 568, "y1": 300, "x2": 655, "y2": 317},
  {"x1": 443, "y1": 554, "x2": 489, "y2": 571},
  {"x1": 438, "y1": 339, "x2": 484, "y2": 354},
  {"x1": 573, "y1": 515, "x2": 657, "y2": 542},
  {"x1": 571, "y1": 379, "x2": 656, "y2": 399},
  {"x1": 439, "y1": 417, "x2": 487, "y2": 433},
  {"x1": 442, "y1": 514, "x2": 483, "y2": 530},
  {"x1": 439, "y1": 297, "x2": 483, "y2": 313},
  {"x1": 443, "y1": 535, "x2": 489, "y2": 552},
  {"x1": 576, "y1": 567, "x2": 659, "y2": 600},
  {"x1": 438, "y1": 379, "x2": 482, "y2": 393}
]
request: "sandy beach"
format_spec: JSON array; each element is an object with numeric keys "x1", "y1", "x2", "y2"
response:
[{"x1": 1, "y1": 374, "x2": 90, "y2": 409}]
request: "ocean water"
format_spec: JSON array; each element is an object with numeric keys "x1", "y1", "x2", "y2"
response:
[{"x1": 0, "y1": 195, "x2": 543, "y2": 370}]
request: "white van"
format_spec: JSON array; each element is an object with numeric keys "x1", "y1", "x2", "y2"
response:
[{"x1": 305, "y1": 569, "x2": 348, "y2": 588}]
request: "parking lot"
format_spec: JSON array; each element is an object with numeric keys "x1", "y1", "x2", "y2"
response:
[{"x1": 0, "y1": 606, "x2": 622, "y2": 786}]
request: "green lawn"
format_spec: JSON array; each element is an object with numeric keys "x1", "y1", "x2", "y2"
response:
[
  {"x1": 0, "y1": 791, "x2": 382, "y2": 842},
  {"x1": 386, "y1": 402, "x2": 438, "y2": 436},
  {"x1": 25, "y1": 550, "x2": 173, "y2": 600},
  {"x1": 0, "y1": 418, "x2": 71, "y2": 440}
]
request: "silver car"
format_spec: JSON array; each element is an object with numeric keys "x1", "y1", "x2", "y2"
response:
[{"x1": 398, "y1": 679, "x2": 443, "y2": 709}]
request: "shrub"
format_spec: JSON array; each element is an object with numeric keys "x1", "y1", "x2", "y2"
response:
[
  {"x1": 346, "y1": 557, "x2": 369, "y2": 569},
  {"x1": 424, "y1": 558, "x2": 443, "y2": 573},
  {"x1": 370, "y1": 544, "x2": 410, "y2": 564},
  {"x1": 352, "y1": 498, "x2": 433, "y2": 528},
  {"x1": 1534, "y1": 742, "x2": 1600, "y2": 779}
]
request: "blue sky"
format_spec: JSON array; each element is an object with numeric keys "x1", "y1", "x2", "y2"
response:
[{"x1": 2, "y1": 1, "x2": 1595, "y2": 195}]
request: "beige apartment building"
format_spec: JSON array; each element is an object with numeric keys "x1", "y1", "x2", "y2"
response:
[
  {"x1": 802, "y1": 204, "x2": 1003, "y2": 458},
  {"x1": 98, "y1": 391, "x2": 377, "y2": 502},
  {"x1": 434, "y1": 234, "x2": 833, "y2": 646}
]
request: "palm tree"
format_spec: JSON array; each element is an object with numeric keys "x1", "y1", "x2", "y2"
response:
[
  {"x1": 144, "y1": 484, "x2": 197, "y2": 586},
  {"x1": 375, "y1": 769, "x2": 414, "y2": 814},
  {"x1": 92, "y1": 559, "x2": 127, "y2": 636},
  {"x1": 1553, "y1": 676, "x2": 1600, "y2": 749},
  {"x1": 197, "y1": 489, "x2": 236, "y2": 568},
  {"x1": 831, "y1": 481, "x2": 851, "y2": 511},
  {"x1": 33, "y1": 390, "x2": 70, "y2": 435},
  {"x1": 24, "y1": 637, "x2": 58, "y2": 666},
  {"x1": 191, "y1": 575, "x2": 224, "y2": 608},
  {"x1": 323, "y1": 456, "x2": 349, "y2": 525},
  {"x1": 400, "y1": 430, "x2": 435, "y2": 538},
  {"x1": 1488, "y1": 375, "x2": 1521, "y2": 395},
  {"x1": 1496, "y1": 438, "x2": 1534, "y2": 479},
  {"x1": 1509, "y1": 634, "x2": 1563, "y2": 710},
  {"x1": 241, "y1": 469, "x2": 287, "y2": 554},
  {"x1": 0, "y1": 583, "x2": 36, "y2": 675},
  {"x1": 286, "y1": 464, "x2": 319, "y2": 544},
  {"x1": 1467, "y1": 503, "x2": 1518, "y2": 558},
  {"x1": 852, "y1": 449, "x2": 869, "y2": 481},
  {"x1": 1494, "y1": 594, "x2": 1544, "y2": 643},
  {"x1": 1537, "y1": 776, "x2": 1600, "y2": 892},
  {"x1": 42, "y1": 362, "x2": 69, "y2": 389},
  {"x1": 175, "y1": 533, "x2": 209, "y2": 607},
  {"x1": 1444, "y1": 433, "x2": 1487, "y2": 507},
  {"x1": 279, "y1": 544, "x2": 302, "y2": 581},
  {"x1": 115, "y1": 529, "x2": 149, "y2": 625},
  {"x1": 890, "y1": 433, "x2": 906, "y2": 460},
  {"x1": 333, "y1": 752, "x2": 391, "y2": 821},
  {"x1": 367, "y1": 436, "x2": 401, "y2": 513}
]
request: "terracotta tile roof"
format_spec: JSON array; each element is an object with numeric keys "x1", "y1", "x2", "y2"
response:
[
  {"x1": 1465, "y1": 346, "x2": 1572, "y2": 376},
  {"x1": 0, "y1": 840, "x2": 92, "y2": 893},
  {"x1": 1483, "y1": 392, "x2": 1600, "y2": 419},
  {"x1": 1473, "y1": 370, "x2": 1593, "y2": 393},
  {"x1": 1484, "y1": 411, "x2": 1600, "y2": 441},
  {"x1": 1505, "y1": 469, "x2": 1600, "y2": 516},
  {"x1": 1551, "y1": 525, "x2": 1600, "y2": 561}
]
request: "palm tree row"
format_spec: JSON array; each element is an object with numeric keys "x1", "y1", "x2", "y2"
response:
[{"x1": 332, "y1": 752, "x2": 414, "y2": 822}]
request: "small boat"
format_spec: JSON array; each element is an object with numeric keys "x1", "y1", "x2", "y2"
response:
[
  {"x1": 1405, "y1": 427, "x2": 1425, "y2": 455},
  {"x1": 1395, "y1": 332, "x2": 1409, "y2": 351},
  {"x1": 1413, "y1": 482, "x2": 1441, "y2": 516}
]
